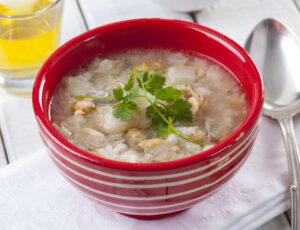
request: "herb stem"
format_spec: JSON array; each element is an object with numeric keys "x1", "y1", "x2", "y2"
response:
[
  {"x1": 75, "y1": 96, "x2": 114, "y2": 100},
  {"x1": 155, "y1": 100, "x2": 167, "y2": 107},
  {"x1": 140, "y1": 82, "x2": 171, "y2": 125},
  {"x1": 146, "y1": 96, "x2": 170, "y2": 124},
  {"x1": 176, "y1": 131, "x2": 204, "y2": 146},
  {"x1": 142, "y1": 87, "x2": 203, "y2": 147}
]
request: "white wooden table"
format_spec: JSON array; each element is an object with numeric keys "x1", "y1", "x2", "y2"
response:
[{"x1": 0, "y1": 0, "x2": 299, "y2": 229}]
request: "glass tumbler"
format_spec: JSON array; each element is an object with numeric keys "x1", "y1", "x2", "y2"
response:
[{"x1": 0, "y1": 0, "x2": 64, "y2": 93}]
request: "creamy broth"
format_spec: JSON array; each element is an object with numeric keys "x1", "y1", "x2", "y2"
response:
[{"x1": 50, "y1": 50, "x2": 248, "y2": 163}]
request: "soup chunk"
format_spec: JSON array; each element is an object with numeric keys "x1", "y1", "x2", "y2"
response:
[{"x1": 50, "y1": 50, "x2": 248, "y2": 163}]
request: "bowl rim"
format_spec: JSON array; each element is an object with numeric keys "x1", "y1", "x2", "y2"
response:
[{"x1": 32, "y1": 18, "x2": 264, "y2": 171}]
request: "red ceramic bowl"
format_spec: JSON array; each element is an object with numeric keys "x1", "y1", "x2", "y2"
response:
[{"x1": 32, "y1": 19, "x2": 263, "y2": 219}]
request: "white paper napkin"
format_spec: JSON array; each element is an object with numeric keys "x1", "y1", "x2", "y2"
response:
[{"x1": 0, "y1": 116, "x2": 292, "y2": 230}]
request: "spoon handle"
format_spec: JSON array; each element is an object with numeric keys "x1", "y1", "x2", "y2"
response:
[{"x1": 278, "y1": 117, "x2": 300, "y2": 230}]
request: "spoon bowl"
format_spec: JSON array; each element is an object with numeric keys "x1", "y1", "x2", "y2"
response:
[
  {"x1": 245, "y1": 18, "x2": 300, "y2": 119},
  {"x1": 245, "y1": 18, "x2": 300, "y2": 230}
]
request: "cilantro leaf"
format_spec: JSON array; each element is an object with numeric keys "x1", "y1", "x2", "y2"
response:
[
  {"x1": 146, "y1": 105, "x2": 166, "y2": 125},
  {"x1": 142, "y1": 70, "x2": 149, "y2": 82},
  {"x1": 113, "y1": 88, "x2": 123, "y2": 101},
  {"x1": 136, "y1": 70, "x2": 148, "y2": 87},
  {"x1": 113, "y1": 102, "x2": 137, "y2": 121},
  {"x1": 166, "y1": 99, "x2": 193, "y2": 123},
  {"x1": 154, "y1": 86, "x2": 181, "y2": 103},
  {"x1": 146, "y1": 73, "x2": 166, "y2": 94},
  {"x1": 124, "y1": 76, "x2": 134, "y2": 91},
  {"x1": 155, "y1": 124, "x2": 169, "y2": 137}
]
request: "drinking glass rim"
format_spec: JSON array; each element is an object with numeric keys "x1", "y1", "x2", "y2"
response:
[{"x1": 0, "y1": 0, "x2": 63, "y2": 19}]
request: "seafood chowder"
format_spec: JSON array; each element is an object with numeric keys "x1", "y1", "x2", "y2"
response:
[{"x1": 50, "y1": 50, "x2": 248, "y2": 163}]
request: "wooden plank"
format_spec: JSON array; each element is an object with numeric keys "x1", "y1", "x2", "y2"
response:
[
  {"x1": 0, "y1": 98, "x2": 43, "y2": 162},
  {"x1": 256, "y1": 213, "x2": 290, "y2": 230},
  {"x1": 0, "y1": 0, "x2": 87, "y2": 164},
  {"x1": 77, "y1": 0, "x2": 193, "y2": 29},
  {"x1": 0, "y1": 130, "x2": 7, "y2": 167},
  {"x1": 0, "y1": 93, "x2": 8, "y2": 167},
  {"x1": 293, "y1": 0, "x2": 300, "y2": 12},
  {"x1": 195, "y1": 0, "x2": 300, "y2": 45},
  {"x1": 285, "y1": 210, "x2": 291, "y2": 225},
  {"x1": 60, "y1": 0, "x2": 87, "y2": 44}
]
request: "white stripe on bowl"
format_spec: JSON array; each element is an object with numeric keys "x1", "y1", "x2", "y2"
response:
[
  {"x1": 82, "y1": 187, "x2": 217, "y2": 210},
  {"x1": 41, "y1": 125, "x2": 258, "y2": 181},
  {"x1": 83, "y1": 193, "x2": 192, "y2": 216},
  {"x1": 51, "y1": 147, "x2": 250, "y2": 201},
  {"x1": 48, "y1": 129, "x2": 257, "y2": 189}
]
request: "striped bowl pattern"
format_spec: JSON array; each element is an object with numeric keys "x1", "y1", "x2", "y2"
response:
[
  {"x1": 32, "y1": 19, "x2": 264, "y2": 219},
  {"x1": 38, "y1": 125, "x2": 258, "y2": 218}
]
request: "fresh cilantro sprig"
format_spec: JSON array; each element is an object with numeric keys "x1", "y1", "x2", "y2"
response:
[{"x1": 76, "y1": 69, "x2": 203, "y2": 146}]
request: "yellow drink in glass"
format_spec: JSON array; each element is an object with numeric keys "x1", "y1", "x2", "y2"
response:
[{"x1": 0, "y1": 0, "x2": 64, "y2": 92}]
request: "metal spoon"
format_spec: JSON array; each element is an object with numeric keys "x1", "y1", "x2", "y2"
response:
[{"x1": 245, "y1": 18, "x2": 300, "y2": 230}]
